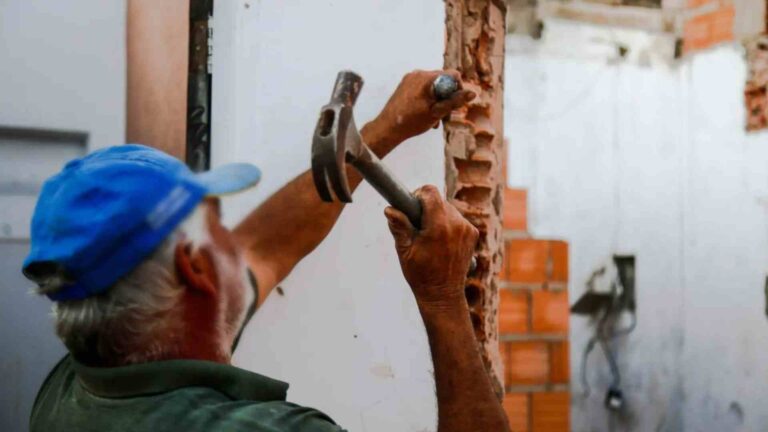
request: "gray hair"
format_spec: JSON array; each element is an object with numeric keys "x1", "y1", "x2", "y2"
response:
[{"x1": 43, "y1": 205, "x2": 209, "y2": 366}]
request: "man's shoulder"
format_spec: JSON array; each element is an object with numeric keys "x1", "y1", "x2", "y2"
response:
[
  {"x1": 30, "y1": 355, "x2": 75, "y2": 418},
  {"x1": 181, "y1": 399, "x2": 348, "y2": 431},
  {"x1": 30, "y1": 355, "x2": 346, "y2": 432}
]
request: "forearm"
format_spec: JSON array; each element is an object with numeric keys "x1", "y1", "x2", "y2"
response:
[
  {"x1": 419, "y1": 296, "x2": 509, "y2": 432},
  {"x1": 232, "y1": 118, "x2": 398, "y2": 301}
]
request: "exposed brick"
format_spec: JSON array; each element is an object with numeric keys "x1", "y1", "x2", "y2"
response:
[
  {"x1": 710, "y1": 4, "x2": 734, "y2": 43},
  {"x1": 745, "y1": 35, "x2": 768, "y2": 131},
  {"x1": 503, "y1": 393, "x2": 530, "y2": 432},
  {"x1": 504, "y1": 239, "x2": 548, "y2": 285},
  {"x1": 499, "y1": 290, "x2": 529, "y2": 334},
  {"x1": 507, "y1": 341, "x2": 549, "y2": 385},
  {"x1": 500, "y1": 342, "x2": 512, "y2": 387},
  {"x1": 503, "y1": 239, "x2": 568, "y2": 287},
  {"x1": 531, "y1": 392, "x2": 570, "y2": 432},
  {"x1": 503, "y1": 188, "x2": 527, "y2": 232},
  {"x1": 549, "y1": 240, "x2": 568, "y2": 283},
  {"x1": 683, "y1": 3, "x2": 735, "y2": 53},
  {"x1": 549, "y1": 341, "x2": 570, "y2": 384},
  {"x1": 746, "y1": 86, "x2": 768, "y2": 131},
  {"x1": 683, "y1": 13, "x2": 710, "y2": 53},
  {"x1": 531, "y1": 291, "x2": 570, "y2": 334},
  {"x1": 444, "y1": 0, "x2": 506, "y2": 397}
]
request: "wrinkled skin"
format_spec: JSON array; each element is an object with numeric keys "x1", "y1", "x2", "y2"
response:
[
  {"x1": 384, "y1": 185, "x2": 479, "y2": 306},
  {"x1": 372, "y1": 70, "x2": 476, "y2": 150},
  {"x1": 177, "y1": 69, "x2": 508, "y2": 432}
]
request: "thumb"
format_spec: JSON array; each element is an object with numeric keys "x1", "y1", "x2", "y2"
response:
[
  {"x1": 430, "y1": 89, "x2": 476, "y2": 118},
  {"x1": 384, "y1": 207, "x2": 415, "y2": 252}
]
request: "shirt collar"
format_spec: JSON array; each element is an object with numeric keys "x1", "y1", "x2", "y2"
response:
[{"x1": 71, "y1": 356, "x2": 289, "y2": 402}]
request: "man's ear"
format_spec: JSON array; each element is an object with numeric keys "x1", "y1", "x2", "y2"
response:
[{"x1": 174, "y1": 242, "x2": 217, "y2": 296}]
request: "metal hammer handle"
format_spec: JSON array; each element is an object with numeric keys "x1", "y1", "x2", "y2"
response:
[
  {"x1": 354, "y1": 147, "x2": 477, "y2": 272},
  {"x1": 350, "y1": 73, "x2": 459, "y2": 228},
  {"x1": 351, "y1": 146, "x2": 423, "y2": 230}
]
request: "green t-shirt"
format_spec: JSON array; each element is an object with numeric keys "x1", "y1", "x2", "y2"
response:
[{"x1": 30, "y1": 355, "x2": 346, "y2": 431}]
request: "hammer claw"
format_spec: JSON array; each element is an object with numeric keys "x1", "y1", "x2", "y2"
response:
[
  {"x1": 326, "y1": 159, "x2": 352, "y2": 203},
  {"x1": 311, "y1": 160, "x2": 334, "y2": 202}
]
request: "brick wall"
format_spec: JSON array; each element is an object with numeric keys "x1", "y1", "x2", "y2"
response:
[
  {"x1": 499, "y1": 187, "x2": 571, "y2": 431},
  {"x1": 682, "y1": 0, "x2": 735, "y2": 54}
]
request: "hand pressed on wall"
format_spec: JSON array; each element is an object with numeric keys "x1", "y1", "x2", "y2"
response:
[
  {"x1": 384, "y1": 185, "x2": 478, "y2": 306},
  {"x1": 366, "y1": 69, "x2": 476, "y2": 156}
]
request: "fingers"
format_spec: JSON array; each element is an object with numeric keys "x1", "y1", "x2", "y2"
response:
[
  {"x1": 413, "y1": 185, "x2": 447, "y2": 233},
  {"x1": 430, "y1": 89, "x2": 476, "y2": 119},
  {"x1": 384, "y1": 206, "x2": 416, "y2": 250}
]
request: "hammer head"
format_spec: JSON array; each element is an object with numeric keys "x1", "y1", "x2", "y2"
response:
[{"x1": 311, "y1": 71, "x2": 364, "y2": 203}]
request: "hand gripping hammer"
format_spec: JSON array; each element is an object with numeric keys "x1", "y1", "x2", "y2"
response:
[{"x1": 311, "y1": 70, "x2": 477, "y2": 270}]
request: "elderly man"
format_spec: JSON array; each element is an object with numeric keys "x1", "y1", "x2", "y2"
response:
[{"x1": 24, "y1": 70, "x2": 509, "y2": 432}]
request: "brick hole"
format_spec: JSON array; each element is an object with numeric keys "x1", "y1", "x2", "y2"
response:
[
  {"x1": 465, "y1": 282, "x2": 483, "y2": 307},
  {"x1": 473, "y1": 255, "x2": 490, "y2": 275},
  {"x1": 469, "y1": 311, "x2": 484, "y2": 338},
  {"x1": 473, "y1": 133, "x2": 494, "y2": 149},
  {"x1": 466, "y1": 104, "x2": 492, "y2": 128},
  {"x1": 454, "y1": 157, "x2": 492, "y2": 184},
  {"x1": 455, "y1": 185, "x2": 492, "y2": 206}
]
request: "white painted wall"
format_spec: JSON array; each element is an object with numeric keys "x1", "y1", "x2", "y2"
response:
[
  {"x1": 506, "y1": 27, "x2": 768, "y2": 431},
  {"x1": 0, "y1": 0, "x2": 126, "y2": 150},
  {"x1": 212, "y1": 2, "x2": 447, "y2": 431},
  {"x1": 0, "y1": 1, "x2": 126, "y2": 431}
]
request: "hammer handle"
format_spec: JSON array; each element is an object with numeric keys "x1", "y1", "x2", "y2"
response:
[
  {"x1": 351, "y1": 146, "x2": 422, "y2": 230},
  {"x1": 351, "y1": 148, "x2": 478, "y2": 272}
]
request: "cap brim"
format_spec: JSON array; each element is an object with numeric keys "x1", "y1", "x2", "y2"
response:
[{"x1": 195, "y1": 163, "x2": 262, "y2": 196}]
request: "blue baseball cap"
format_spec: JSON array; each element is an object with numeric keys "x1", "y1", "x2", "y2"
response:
[{"x1": 22, "y1": 144, "x2": 261, "y2": 301}]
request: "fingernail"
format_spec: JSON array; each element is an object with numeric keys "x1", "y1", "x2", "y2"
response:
[{"x1": 466, "y1": 91, "x2": 477, "y2": 101}]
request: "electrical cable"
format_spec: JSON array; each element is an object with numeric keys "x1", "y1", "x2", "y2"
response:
[{"x1": 579, "y1": 271, "x2": 638, "y2": 400}]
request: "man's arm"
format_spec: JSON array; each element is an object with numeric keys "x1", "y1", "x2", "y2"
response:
[
  {"x1": 384, "y1": 186, "x2": 510, "y2": 432},
  {"x1": 232, "y1": 70, "x2": 474, "y2": 304}
]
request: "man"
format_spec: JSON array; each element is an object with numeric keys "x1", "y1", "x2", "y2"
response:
[{"x1": 24, "y1": 70, "x2": 510, "y2": 432}]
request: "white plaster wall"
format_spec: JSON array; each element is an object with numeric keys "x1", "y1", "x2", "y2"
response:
[
  {"x1": 0, "y1": 0, "x2": 126, "y2": 150},
  {"x1": 211, "y1": 2, "x2": 447, "y2": 431},
  {"x1": 506, "y1": 34, "x2": 768, "y2": 431}
]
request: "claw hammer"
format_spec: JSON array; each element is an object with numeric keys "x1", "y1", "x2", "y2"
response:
[{"x1": 311, "y1": 70, "x2": 477, "y2": 271}]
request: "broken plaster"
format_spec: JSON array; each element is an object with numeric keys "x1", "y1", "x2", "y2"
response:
[{"x1": 443, "y1": 0, "x2": 506, "y2": 398}]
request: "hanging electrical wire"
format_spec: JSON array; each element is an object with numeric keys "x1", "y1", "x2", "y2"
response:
[{"x1": 578, "y1": 265, "x2": 637, "y2": 410}]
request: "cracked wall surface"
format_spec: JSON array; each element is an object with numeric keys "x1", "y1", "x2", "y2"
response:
[{"x1": 443, "y1": 0, "x2": 506, "y2": 398}]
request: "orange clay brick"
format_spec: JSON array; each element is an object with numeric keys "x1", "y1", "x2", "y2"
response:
[
  {"x1": 503, "y1": 188, "x2": 527, "y2": 232},
  {"x1": 504, "y1": 239, "x2": 548, "y2": 285},
  {"x1": 500, "y1": 342, "x2": 512, "y2": 387},
  {"x1": 683, "y1": 4, "x2": 734, "y2": 53},
  {"x1": 507, "y1": 341, "x2": 549, "y2": 386},
  {"x1": 549, "y1": 240, "x2": 569, "y2": 283},
  {"x1": 531, "y1": 392, "x2": 570, "y2": 432},
  {"x1": 549, "y1": 341, "x2": 570, "y2": 384},
  {"x1": 503, "y1": 393, "x2": 530, "y2": 432},
  {"x1": 499, "y1": 290, "x2": 529, "y2": 334},
  {"x1": 531, "y1": 290, "x2": 570, "y2": 334}
]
